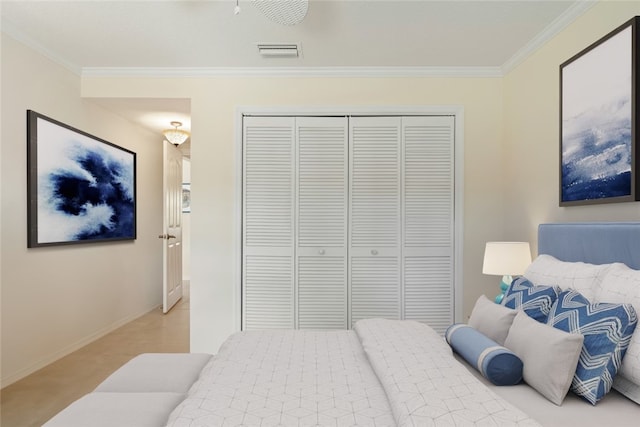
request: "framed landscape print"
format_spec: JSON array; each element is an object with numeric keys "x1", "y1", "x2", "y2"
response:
[
  {"x1": 27, "y1": 110, "x2": 137, "y2": 247},
  {"x1": 560, "y1": 16, "x2": 639, "y2": 206}
]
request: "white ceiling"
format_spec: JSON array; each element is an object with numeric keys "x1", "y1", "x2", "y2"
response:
[{"x1": 0, "y1": 0, "x2": 593, "y2": 148}]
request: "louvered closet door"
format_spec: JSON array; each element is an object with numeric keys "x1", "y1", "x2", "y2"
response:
[
  {"x1": 296, "y1": 117, "x2": 348, "y2": 329},
  {"x1": 402, "y1": 116, "x2": 454, "y2": 334},
  {"x1": 349, "y1": 117, "x2": 402, "y2": 327},
  {"x1": 242, "y1": 117, "x2": 295, "y2": 330}
]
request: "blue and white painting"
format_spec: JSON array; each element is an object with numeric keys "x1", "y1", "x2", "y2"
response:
[
  {"x1": 561, "y1": 26, "x2": 632, "y2": 203},
  {"x1": 35, "y1": 117, "x2": 135, "y2": 244}
]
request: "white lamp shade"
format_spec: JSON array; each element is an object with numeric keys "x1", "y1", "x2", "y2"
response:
[{"x1": 482, "y1": 242, "x2": 532, "y2": 276}]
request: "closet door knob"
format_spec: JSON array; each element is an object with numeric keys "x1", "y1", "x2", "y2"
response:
[
  {"x1": 371, "y1": 249, "x2": 378, "y2": 255},
  {"x1": 318, "y1": 249, "x2": 325, "y2": 255}
]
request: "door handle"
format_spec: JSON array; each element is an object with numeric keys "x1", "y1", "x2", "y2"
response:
[{"x1": 158, "y1": 234, "x2": 177, "y2": 240}]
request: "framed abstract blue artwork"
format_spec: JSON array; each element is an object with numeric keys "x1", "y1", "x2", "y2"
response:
[
  {"x1": 27, "y1": 110, "x2": 136, "y2": 247},
  {"x1": 560, "y1": 16, "x2": 639, "y2": 206}
]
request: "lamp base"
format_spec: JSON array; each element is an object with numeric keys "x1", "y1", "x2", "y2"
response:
[{"x1": 494, "y1": 275, "x2": 513, "y2": 304}]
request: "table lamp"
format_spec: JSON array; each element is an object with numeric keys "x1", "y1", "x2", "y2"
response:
[{"x1": 482, "y1": 242, "x2": 532, "y2": 304}]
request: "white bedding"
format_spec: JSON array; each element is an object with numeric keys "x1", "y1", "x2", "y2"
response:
[{"x1": 166, "y1": 319, "x2": 539, "y2": 426}]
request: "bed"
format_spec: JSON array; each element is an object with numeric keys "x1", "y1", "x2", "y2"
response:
[{"x1": 44, "y1": 222, "x2": 640, "y2": 426}]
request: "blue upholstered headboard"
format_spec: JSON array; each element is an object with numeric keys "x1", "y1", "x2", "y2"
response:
[{"x1": 538, "y1": 222, "x2": 640, "y2": 270}]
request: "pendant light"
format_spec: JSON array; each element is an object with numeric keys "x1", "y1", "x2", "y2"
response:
[{"x1": 163, "y1": 121, "x2": 190, "y2": 146}]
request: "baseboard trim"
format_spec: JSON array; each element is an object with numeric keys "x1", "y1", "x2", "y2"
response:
[{"x1": 0, "y1": 304, "x2": 161, "y2": 389}]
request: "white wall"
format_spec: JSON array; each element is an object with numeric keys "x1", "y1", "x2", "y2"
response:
[
  {"x1": 0, "y1": 34, "x2": 164, "y2": 386},
  {"x1": 182, "y1": 158, "x2": 191, "y2": 281},
  {"x1": 502, "y1": 1, "x2": 640, "y2": 251},
  {"x1": 82, "y1": 75, "x2": 506, "y2": 353}
]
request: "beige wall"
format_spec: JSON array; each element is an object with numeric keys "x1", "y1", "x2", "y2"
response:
[
  {"x1": 82, "y1": 75, "x2": 506, "y2": 353},
  {"x1": 6, "y1": 0, "x2": 639, "y2": 370},
  {"x1": 0, "y1": 34, "x2": 163, "y2": 386},
  {"x1": 503, "y1": 0, "x2": 640, "y2": 253}
]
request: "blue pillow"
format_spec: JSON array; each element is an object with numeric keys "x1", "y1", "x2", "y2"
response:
[
  {"x1": 445, "y1": 324, "x2": 523, "y2": 386},
  {"x1": 548, "y1": 290, "x2": 638, "y2": 405},
  {"x1": 501, "y1": 277, "x2": 559, "y2": 322}
]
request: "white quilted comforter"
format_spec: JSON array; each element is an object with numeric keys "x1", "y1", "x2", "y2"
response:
[{"x1": 166, "y1": 319, "x2": 539, "y2": 426}]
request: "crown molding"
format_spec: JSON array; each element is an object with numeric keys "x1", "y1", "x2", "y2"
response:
[
  {"x1": 501, "y1": 0, "x2": 597, "y2": 74},
  {"x1": 81, "y1": 66, "x2": 503, "y2": 79},
  {"x1": 3, "y1": 1, "x2": 597, "y2": 81},
  {"x1": 1, "y1": 19, "x2": 81, "y2": 75}
]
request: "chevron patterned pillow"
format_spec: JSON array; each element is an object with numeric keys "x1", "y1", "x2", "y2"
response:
[
  {"x1": 548, "y1": 290, "x2": 638, "y2": 405},
  {"x1": 595, "y1": 263, "x2": 640, "y2": 403},
  {"x1": 501, "y1": 277, "x2": 560, "y2": 322}
]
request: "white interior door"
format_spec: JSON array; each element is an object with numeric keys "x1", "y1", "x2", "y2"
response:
[
  {"x1": 296, "y1": 117, "x2": 348, "y2": 329},
  {"x1": 162, "y1": 141, "x2": 183, "y2": 313},
  {"x1": 401, "y1": 116, "x2": 455, "y2": 334},
  {"x1": 242, "y1": 116, "x2": 295, "y2": 329},
  {"x1": 349, "y1": 117, "x2": 402, "y2": 327},
  {"x1": 240, "y1": 113, "x2": 457, "y2": 331}
]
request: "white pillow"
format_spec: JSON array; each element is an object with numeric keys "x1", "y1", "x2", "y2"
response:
[
  {"x1": 524, "y1": 254, "x2": 611, "y2": 302},
  {"x1": 594, "y1": 263, "x2": 640, "y2": 403},
  {"x1": 468, "y1": 295, "x2": 517, "y2": 346},
  {"x1": 504, "y1": 311, "x2": 584, "y2": 406}
]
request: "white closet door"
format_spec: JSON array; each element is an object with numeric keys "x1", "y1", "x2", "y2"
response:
[
  {"x1": 242, "y1": 117, "x2": 295, "y2": 329},
  {"x1": 296, "y1": 117, "x2": 348, "y2": 329},
  {"x1": 402, "y1": 116, "x2": 454, "y2": 334},
  {"x1": 349, "y1": 117, "x2": 402, "y2": 327}
]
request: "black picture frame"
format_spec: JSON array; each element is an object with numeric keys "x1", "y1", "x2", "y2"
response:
[
  {"x1": 27, "y1": 110, "x2": 137, "y2": 247},
  {"x1": 559, "y1": 16, "x2": 639, "y2": 206}
]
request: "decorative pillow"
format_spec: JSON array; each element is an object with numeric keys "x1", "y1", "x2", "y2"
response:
[
  {"x1": 445, "y1": 324, "x2": 523, "y2": 386},
  {"x1": 504, "y1": 311, "x2": 583, "y2": 406},
  {"x1": 548, "y1": 290, "x2": 638, "y2": 405},
  {"x1": 501, "y1": 277, "x2": 559, "y2": 323},
  {"x1": 594, "y1": 263, "x2": 640, "y2": 403},
  {"x1": 524, "y1": 254, "x2": 612, "y2": 302},
  {"x1": 468, "y1": 295, "x2": 517, "y2": 346}
]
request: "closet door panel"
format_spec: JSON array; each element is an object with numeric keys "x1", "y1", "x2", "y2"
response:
[
  {"x1": 404, "y1": 256, "x2": 452, "y2": 333},
  {"x1": 244, "y1": 255, "x2": 294, "y2": 329},
  {"x1": 351, "y1": 256, "x2": 400, "y2": 325},
  {"x1": 297, "y1": 117, "x2": 348, "y2": 249},
  {"x1": 349, "y1": 117, "x2": 401, "y2": 248},
  {"x1": 349, "y1": 117, "x2": 401, "y2": 327},
  {"x1": 243, "y1": 117, "x2": 295, "y2": 330},
  {"x1": 401, "y1": 116, "x2": 455, "y2": 334},
  {"x1": 297, "y1": 256, "x2": 346, "y2": 329},
  {"x1": 296, "y1": 117, "x2": 348, "y2": 329}
]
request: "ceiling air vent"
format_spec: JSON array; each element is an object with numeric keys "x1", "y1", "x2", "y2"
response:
[{"x1": 257, "y1": 43, "x2": 300, "y2": 58}]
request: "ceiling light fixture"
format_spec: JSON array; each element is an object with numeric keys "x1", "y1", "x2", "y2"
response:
[{"x1": 163, "y1": 121, "x2": 190, "y2": 146}]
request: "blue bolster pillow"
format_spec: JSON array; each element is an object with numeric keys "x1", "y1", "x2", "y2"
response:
[{"x1": 445, "y1": 324, "x2": 523, "y2": 386}]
